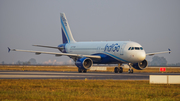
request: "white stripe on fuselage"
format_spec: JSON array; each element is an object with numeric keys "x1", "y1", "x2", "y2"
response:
[{"x1": 64, "y1": 41, "x2": 146, "y2": 63}]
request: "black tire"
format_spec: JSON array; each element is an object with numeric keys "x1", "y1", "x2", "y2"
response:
[
  {"x1": 78, "y1": 68, "x2": 82, "y2": 73},
  {"x1": 131, "y1": 69, "x2": 133, "y2": 73},
  {"x1": 128, "y1": 69, "x2": 131, "y2": 73},
  {"x1": 83, "y1": 70, "x2": 87, "y2": 73},
  {"x1": 128, "y1": 69, "x2": 133, "y2": 73},
  {"x1": 114, "y1": 67, "x2": 119, "y2": 73},
  {"x1": 119, "y1": 67, "x2": 123, "y2": 73}
]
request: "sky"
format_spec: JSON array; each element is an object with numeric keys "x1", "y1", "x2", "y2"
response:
[{"x1": 0, "y1": 0, "x2": 180, "y2": 64}]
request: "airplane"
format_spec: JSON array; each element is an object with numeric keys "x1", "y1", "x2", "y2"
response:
[{"x1": 8, "y1": 13, "x2": 171, "y2": 73}]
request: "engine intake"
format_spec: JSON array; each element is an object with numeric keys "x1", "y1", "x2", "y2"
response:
[
  {"x1": 75, "y1": 57, "x2": 93, "y2": 70},
  {"x1": 132, "y1": 59, "x2": 148, "y2": 70}
]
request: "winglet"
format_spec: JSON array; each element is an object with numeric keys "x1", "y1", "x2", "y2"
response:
[
  {"x1": 168, "y1": 48, "x2": 171, "y2": 54},
  {"x1": 8, "y1": 47, "x2": 11, "y2": 53}
]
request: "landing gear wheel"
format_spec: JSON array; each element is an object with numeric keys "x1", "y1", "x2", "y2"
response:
[
  {"x1": 83, "y1": 69, "x2": 87, "y2": 73},
  {"x1": 128, "y1": 69, "x2": 133, "y2": 73},
  {"x1": 114, "y1": 67, "x2": 119, "y2": 73},
  {"x1": 119, "y1": 67, "x2": 123, "y2": 73},
  {"x1": 128, "y1": 69, "x2": 130, "y2": 73},
  {"x1": 78, "y1": 68, "x2": 82, "y2": 73},
  {"x1": 131, "y1": 69, "x2": 133, "y2": 73}
]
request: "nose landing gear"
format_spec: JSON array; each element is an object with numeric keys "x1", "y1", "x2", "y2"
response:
[
  {"x1": 114, "y1": 63, "x2": 134, "y2": 73},
  {"x1": 128, "y1": 63, "x2": 133, "y2": 73},
  {"x1": 128, "y1": 69, "x2": 133, "y2": 73}
]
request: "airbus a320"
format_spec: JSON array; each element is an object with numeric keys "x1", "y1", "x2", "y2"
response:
[{"x1": 8, "y1": 13, "x2": 171, "y2": 73}]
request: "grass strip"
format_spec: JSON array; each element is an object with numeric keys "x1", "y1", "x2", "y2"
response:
[{"x1": 0, "y1": 79, "x2": 180, "y2": 101}]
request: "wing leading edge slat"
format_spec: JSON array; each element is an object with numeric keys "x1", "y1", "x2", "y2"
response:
[{"x1": 32, "y1": 45, "x2": 63, "y2": 49}]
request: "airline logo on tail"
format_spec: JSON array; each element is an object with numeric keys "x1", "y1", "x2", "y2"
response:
[
  {"x1": 60, "y1": 13, "x2": 76, "y2": 44},
  {"x1": 61, "y1": 15, "x2": 67, "y2": 26}
]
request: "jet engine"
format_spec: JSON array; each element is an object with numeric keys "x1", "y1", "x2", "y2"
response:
[
  {"x1": 132, "y1": 59, "x2": 148, "y2": 70},
  {"x1": 75, "y1": 57, "x2": 93, "y2": 70}
]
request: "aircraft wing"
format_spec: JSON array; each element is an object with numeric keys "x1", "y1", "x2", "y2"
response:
[
  {"x1": 146, "y1": 49, "x2": 171, "y2": 56},
  {"x1": 8, "y1": 47, "x2": 101, "y2": 59},
  {"x1": 32, "y1": 45, "x2": 63, "y2": 49}
]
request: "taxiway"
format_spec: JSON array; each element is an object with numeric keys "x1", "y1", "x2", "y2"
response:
[{"x1": 1, "y1": 71, "x2": 180, "y2": 80}]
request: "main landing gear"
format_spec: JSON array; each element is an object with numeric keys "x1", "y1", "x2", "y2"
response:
[
  {"x1": 114, "y1": 67, "x2": 123, "y2": 73},
  {"x1": 114, "y1": 64, "x2": 123, "y2": 73},
  {"x1": 78, "y1": 68, "x2": 87, "y2": 73}
]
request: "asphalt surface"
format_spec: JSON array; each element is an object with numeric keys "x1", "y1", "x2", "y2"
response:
[{"x1": 1, "y1": 71, "x2": 180, "y2": 80}]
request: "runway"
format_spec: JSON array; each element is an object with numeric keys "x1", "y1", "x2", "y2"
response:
[{"x1": 1, "y1": 71, "x2": 180, "y2": 80}]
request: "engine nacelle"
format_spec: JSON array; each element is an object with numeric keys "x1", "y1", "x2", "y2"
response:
[
  {"x1": 75, "y1": 57, "x2": 93, "y2": 70},
  {"x1": 132, "y1": 59, "x2": 148, "y2": 70}
]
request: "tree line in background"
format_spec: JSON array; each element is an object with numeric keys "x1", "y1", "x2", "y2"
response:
[
  {"x1": 1, "y1": 58, "x2": 37, "y2": 65},
  {"x1": 148, "y1": 56, "x2": 180, "y2": 66},
  {"x1": 1, "y1": 56, "x2": 180, "y2": 66}
]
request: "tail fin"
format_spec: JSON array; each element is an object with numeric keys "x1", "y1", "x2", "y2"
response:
[{"x1": 60, "y1": 13, "x2": 76, "y2": 43}]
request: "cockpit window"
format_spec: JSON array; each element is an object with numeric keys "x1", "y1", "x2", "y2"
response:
[
  {"x1": 135, "y1": 47, "x2": 140, "y2": 50},
  {"x1": 128, "y1": 47, "x2": 131, "y2": 50},
  {"x1": 128, "y1": 47, "x2": 143, "y2": 50}
]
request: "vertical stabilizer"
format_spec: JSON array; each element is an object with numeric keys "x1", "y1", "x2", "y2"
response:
[{"x1": 60, "y1": 13, "x2": 76, "y2": 43}]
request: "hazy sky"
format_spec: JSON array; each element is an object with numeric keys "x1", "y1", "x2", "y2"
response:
[{"x1": 0, "y1": 0, "x2": 180, "y2": 64}]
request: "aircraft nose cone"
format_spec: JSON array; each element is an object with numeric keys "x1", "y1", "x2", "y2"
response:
[{"x1": 138, "y1": 51, "x2": 146, "y2": 61}]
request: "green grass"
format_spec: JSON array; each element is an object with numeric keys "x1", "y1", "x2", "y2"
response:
[{"x1": 0, "y1": 79, "x2": 180, "y2": 101}]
